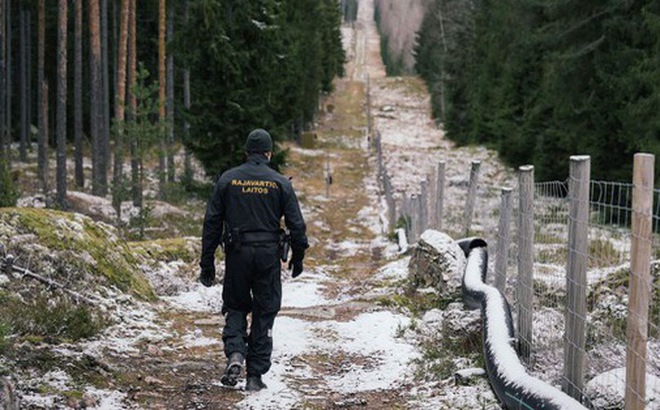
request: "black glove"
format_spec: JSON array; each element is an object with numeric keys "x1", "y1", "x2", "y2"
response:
[
  {"x1": 199, "y1": 264, "x2": 216, "y2": 287},
  {"x1": 288, "y1": 247, "x2": 305, "y2": 278}
]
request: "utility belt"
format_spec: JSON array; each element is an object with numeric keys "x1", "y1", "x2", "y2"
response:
[{"x1": 224, "y1": 228, "x2": 290, "y2": 262}]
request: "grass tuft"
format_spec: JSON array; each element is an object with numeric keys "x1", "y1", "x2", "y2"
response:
[{"x1": 0, "y1": 290, "x2": 106, "y2": 343}]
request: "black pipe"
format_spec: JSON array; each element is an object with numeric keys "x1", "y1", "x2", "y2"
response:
[{"x1": 457, "y1": 237, "x2": 588, "y2": 410}]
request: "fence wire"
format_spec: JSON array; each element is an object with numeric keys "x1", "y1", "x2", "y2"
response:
[
  {"x1": 374, "y1": 127, "x2": 658, "y2": 408},
  {"x1": 520, "y1": 179, "x2": 660, "y2": 408}
]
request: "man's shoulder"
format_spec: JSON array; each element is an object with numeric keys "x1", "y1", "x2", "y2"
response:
[
  {"x1": 218, "y1": 165, "x2": 245, "y2": 182},
  {"x1": 264, "y1": 169, "x2": 295, "y2": 190},
  {"x1": 264, "y1": 167, "x2": 289, "y2": 182}
]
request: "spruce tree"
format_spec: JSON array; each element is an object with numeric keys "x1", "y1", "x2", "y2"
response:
[{"x1": 178, "y1": 0, "x2": 346, "y2": 176}]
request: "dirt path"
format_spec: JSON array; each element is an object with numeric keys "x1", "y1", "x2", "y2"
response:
[
  {"x1": 100, "y1": 2, "x2": 421, "y2": 409},
  {"x1": 8, "y1": 1, "x2": 522, "y2": 409},
  {"x1": 122, "y1": 0, "x2": 515, "y2": 408}
]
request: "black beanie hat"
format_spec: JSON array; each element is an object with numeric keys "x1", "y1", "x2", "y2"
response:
[{"x1": 245, "y1": 128, "x2": 273, "y2": 153}]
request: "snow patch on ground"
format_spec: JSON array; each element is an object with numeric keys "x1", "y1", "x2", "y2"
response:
[
  {"x1": 281, "y1": 269, "x2": 333, "y2": 308},
  {"x1": 43, "y1": 369, "x2": 71, "y2": 390},
  {"x1": 373, "y1": 256, "x2": 410, "y2": 282},
  {"x1": 163, "y1": 283, "x2": 224, "y2": 313},
  {"x1": 324, "y1": 311, "x2": 418, "y2": 392},
  {"x1": 18, "y1": 394, "x2": 57, "y2": 409},
  {"x1": 235, "y1": 316, "x2": 312, "y2": 409},
  {"x1": 585, "y1": 367, "x2": 660, "y2": 409},
  {"x1": 236, "y1": 311, "x2": 419, "y2": 409},
  {"x1": 81, "y1": 294, "x2": 172, "y2": 356},
  {"x1": 85, "y1": 386, "x2": 133, "y2": 410},
  {"x1": 181, "y1": 331, "x2": 221, "y2": 348},
  {"x1": 408, "y1": 382, "x2": 498, "y2": 409},
  {"x1": 357, "y1": 205, "x2": 383, "y2": 236}
]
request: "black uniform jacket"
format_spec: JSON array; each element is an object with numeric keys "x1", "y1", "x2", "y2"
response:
[{"x1": 200, "y1": 154, "x2": 308, "y2": 270}]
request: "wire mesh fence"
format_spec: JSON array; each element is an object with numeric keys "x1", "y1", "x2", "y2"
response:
[
  {"x1": 375, "y1": 136, "x2": 659, "y2": 408},
  {"x1": 525, "y1": 176, "x2": 660, "y2": 407}
]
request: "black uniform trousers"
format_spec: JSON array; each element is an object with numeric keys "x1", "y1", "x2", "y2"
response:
[{"x1": 222, "y1": 243, "x2": 282, "y2": 377}]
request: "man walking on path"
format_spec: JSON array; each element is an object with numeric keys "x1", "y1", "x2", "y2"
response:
[{"x1": 199, "y1": 128, "x2": 309, "y2": 392}]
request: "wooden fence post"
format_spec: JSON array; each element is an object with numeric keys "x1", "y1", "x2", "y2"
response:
[
  {"x1": 495, "y1": 187, "x2": 513, "y2": 293},
  {"x1": 428, "y1": 171, "x2": 437, "y2": 229},
  {"x1": 563, "y1": 155, "x2": 590, "y2": 400},
  {"x1": 411, "y1": 194, "x2": 419, "y2": 243},
  {"x1": 435, "y1": 161, "x2": 445, "y2": 229},
  {"x1": 420, "y1": 179, "x2": 429, "y2": 234},
  {"x1": 408, "y1": 195, "x2": 416, "y2": 243},
  {"x1": 625, "y1": 153, "x2": 655, "y2": 410},
  {"x1": 464, "y1": 160, "x2": 481, "y2": 235},
  {"x1": 383, "y1": 172, "x2": 396, "y2": 231},
  {"x1": 366, "y1": 73, "x2": 371, "y2": 138},
  {"x1": 325, "y1": 155, "x2": 332, "y2": 198},
  {"x1": 517, "y1": 165, "x2": 534, "y2": 361},
  {"x1": 402, "y1": 194, "x2": 411, "y2": 237},
  {"x1": 376, "y1": 131, "x2": 383, "y2": 178}
]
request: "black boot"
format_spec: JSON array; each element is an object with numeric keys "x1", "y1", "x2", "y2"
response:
[
  {"x1": 220, "y1": 352, "x2": 244, "y2": 387},
  {"x1": 245, "y1": 375, "x2": 267, "y2": 392}
]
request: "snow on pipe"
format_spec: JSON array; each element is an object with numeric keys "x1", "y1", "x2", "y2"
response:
[{"x1": 457, "y1": 237, "x2": 588, "y2": 410}]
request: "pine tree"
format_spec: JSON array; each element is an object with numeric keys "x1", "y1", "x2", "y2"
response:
[
  {"x1": 56, "y1": 0, "x2": 68, "y2": 208},
  {"x1": 5, "y1": 0, "x2": 11, "y2": 153},
  {"x1": 112, "y1": 0, "x2": 130, "y2": 218},
  {"x1": 319, "y1": 0, "x2": 346, "y2": 93},
  {"x1": 100, "y1": 0, "x2": 110, "y2": 194},
  {"x1": 126, "y1": 64, "x2": 160, "y2": 211},
  {"x1": 89, "y1": 0, "x2": 104, "y2": 196},
  {"x1": 74, "y1": 0, "x2": 84, "y2": 188},
  {"x1": 19, "y1": 4, "x2": 27, "y2": 162},
  {"x1": 128, "y1": 0, "x2": 140, "y2": 206},
  {"x1": 182, "y1": 0, "x2": 193, "y2": 186},
  {"x1": 176, "y1": 0, "x2": 347, "y2": 175},
  {"x1": 37, "y1": 0, "x2": 48, "y2": 194},
  {"x1": 166, "y1": 0, "x2": 175, "y2": 184},
  {"x1": 0, "y1": 0, "x2": 6, "y2": 164},
  {"x1": 158, "y1": 0, "x2": 166, "y2": 197}
]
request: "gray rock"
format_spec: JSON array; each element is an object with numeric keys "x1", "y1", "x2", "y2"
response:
[
  {"x1": 1, "y1": 377, "x2": 19, "y2": 410},
  {"x1": 408, "y1": 230, "x2": 466, "y2": 294},
  {"x1": 584, "y1": 367, "x2": 660, "y2": 410},
  {"x1": 454, "y1": 367, "x2": 486, "y2": 385}
]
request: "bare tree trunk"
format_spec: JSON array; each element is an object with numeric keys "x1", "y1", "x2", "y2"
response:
[
  {"x1": 0, "y1": 0, "x2": 6, "y2": 164},
  {"x1": 37, "y1": 0, "x2": 47, "y2": 193},
  {"x1": 112, "y1": 0, "x2": 129, "y2": 220},
  {"x1": 166, "y1": 0, "x2": 174, "y2": 183},
  {"x1": 89, "y1": 0, "x2": 103, "y2": 196},
  {"x1": 182, "y1": 0, "x2": 192, "y2": 184},
  {"x1": 18, "y1": 5, "x2": 26, "y2": 162},
  {"x1": 112, "y1": 0, "x2": 117, "y2": 100},
  {"x1": 25, "y1": 7, "x2": 30, "y2": 145},
  {"x1": 128, "y1": 0, "x2": 140, "y2": 207},
  {"x1": 100, "y1": 0, "x2": 110, "y2": 195},
  {"x1": 40, "y1": 80, "x2": 48, "y2": 192},
  {"x1": 158, "y1": 0, "x2": 166, "y2": 198},
  {"x1": 74, "y1": 0, "x2": 83, "y2": 188},
  {"x1": 56, "y1": 0, "x2": 68, "y2": 209},
  {"x1": 5, "y1": 0, "x2": 11, "y2": 157}
]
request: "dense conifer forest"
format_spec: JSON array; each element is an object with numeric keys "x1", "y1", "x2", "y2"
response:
[
  {"x1": 414, "y1": 0, "x2": 660, "y2": 183},
  {"x1": 0, "y1": 0, "x2": 346, "y2": 207}
]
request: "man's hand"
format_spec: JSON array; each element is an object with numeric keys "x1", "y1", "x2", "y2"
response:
[
  {"x1": 199, "y1": 265, "x2": 216, "y2": 287},
  {"x1": 289, "y1": 260, "x2": 303, "y2": 278},
  {"x1": 288, "y1": 247, "x2": 305, "y2": 278}
]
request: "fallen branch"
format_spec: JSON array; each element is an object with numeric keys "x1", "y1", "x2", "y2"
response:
[{"x1": 3, "y1": 258, "x2": 97, "y2": 306}]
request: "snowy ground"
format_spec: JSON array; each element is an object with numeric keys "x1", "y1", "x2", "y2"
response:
[{"x1": 7, "y1": 0, "x2": 655, "y2": 409}]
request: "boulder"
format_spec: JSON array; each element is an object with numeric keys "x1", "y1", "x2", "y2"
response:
[
  {"x1": 1, "y1": 377, "x2": 19, "y2": 410},
  {"x1": 585, "y1": 367, "x2": 660, "y2": 409},
  {"x1": 408, "y1": 230, "x2": 466, "y2": 294}
]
